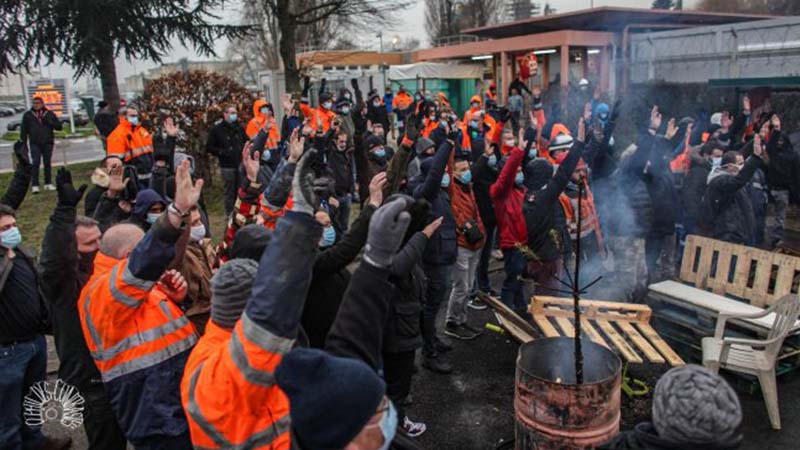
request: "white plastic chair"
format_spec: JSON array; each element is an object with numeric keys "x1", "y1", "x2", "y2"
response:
[{"x1": 702, "y1": 294, "x2": 800, "y2": 430}]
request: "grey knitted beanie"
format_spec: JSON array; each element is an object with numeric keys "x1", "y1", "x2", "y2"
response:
[
  {"x1": 652, "y1": 364, "x2": 742, "y2": 445},
  {"x1": 210, "y1": 258, "x2": 259, "y2": 329}
]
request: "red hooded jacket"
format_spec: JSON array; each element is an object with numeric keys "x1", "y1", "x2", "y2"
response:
[{"x1": 490, "y1": 147, "x2": 527, "y2": 250}]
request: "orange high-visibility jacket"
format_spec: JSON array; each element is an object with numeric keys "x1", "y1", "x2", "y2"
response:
[
  {"x1": 107, "y1": 117, "x2": 154, "y2": 163},
  {"x1": 181, "y1": 211, "x2": 321, "y2": 450},
  {"x1": 392, "y1": 91, "x2": 414, "y2": 111},
  {"x1": 79, "y1": 252, "x2": 198, "y2": 383},
  {"x1": 246, "y1": 100, "x2": 280, "y2": 148},
  {"x1": 463, "y1": 95, "x2": 483, "y2": 124},
  {"x1": 299, "y1": 102, "x2": 337, "y2": 133}
]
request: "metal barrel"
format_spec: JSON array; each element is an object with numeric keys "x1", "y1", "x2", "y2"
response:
[{"x1": 515, "y1": 337, "x2": 622, "y2": 450}]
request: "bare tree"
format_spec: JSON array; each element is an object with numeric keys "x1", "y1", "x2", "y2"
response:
[
  {"x1": 426, "y1": 0, "x2": 459, "y2": 45},
  {"x1": 426, "y1": 0, "x2": 503, "y2": 45},
  {"x1": 697, "y1": 0, "x2": 800, "y2": 14},
  {"x1": 258, "y1": 0, "x2": 412, "y2": 93}
]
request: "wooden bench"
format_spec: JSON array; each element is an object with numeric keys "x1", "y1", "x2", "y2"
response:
[{"x1": 647, "y1": 235, "x2": 800, "y2": 362}]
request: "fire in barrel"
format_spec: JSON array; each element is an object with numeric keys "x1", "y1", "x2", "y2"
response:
[{"x1": 514, "y1": 337, "x2": 622, "y2": 450}]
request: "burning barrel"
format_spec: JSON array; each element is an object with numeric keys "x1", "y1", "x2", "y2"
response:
[{"x1": 514, "y1": 337, "x2": 622, "y2": 450}]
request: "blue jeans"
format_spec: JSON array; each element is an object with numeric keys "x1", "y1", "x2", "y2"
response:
[
  {"x1": 501, "y1": 248, "x2": 527, "y2": 310},
  {"x1": 336, "y1": 194, "x2": 352, "y2": 232},
  {"x1": 0, "y1": 335, "x2": 46, "y2": 450}
]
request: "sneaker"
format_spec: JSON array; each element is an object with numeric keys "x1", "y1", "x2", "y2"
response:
[
  {"x1": 492, "y1": 249, "x2": 504, "y2": 260},
  {"x1": 402, "y1": 416, "x2": 427, "y2": 438},
  {"x1": 468, "y1": 298, "x2": 488, "y2": 310},
  {"x1": 444, "y1": 322, "x2": 480, "y2": 340},
  {"x1": 422, "y1": 354, "x2": 453, "y2": 374},
  {"x1": 31, "y1": 186, "x2": 40, "y2": 194},
  {"x1": 434, "y1": 338, "x2": 453, "y2": 353},
  {"x1": 44, "y1": 184, "x2": 56, "y2": 191}
]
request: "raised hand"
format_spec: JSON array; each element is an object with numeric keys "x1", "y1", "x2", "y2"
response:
[
  {"x1": 13, "y1": 141, "x2": 30, "y2": 170},
  {"x1": 107, "y1": 165, "x2": 129, "y2": 195},
  {"x1": 281, "y1": 93, "x2": 293, "y2": 112},
  {"x1": 164, "y1": 117, "x2": 179, "y2": 137},
  {"x1": 158, "y1": 270, "x2": 188, "y2": 303},
  {"x1": 771, "y1": 114, "x2": 781, "y2": 131},
  {"x1": 583, "y1": 102, "x2": 593, "y2": 122},
  {"x1": 577, "y1": 117, "x2": 586, "y2": 143},
  {"x1": 650, "y1": 106, "x2": 662, "y2": 132},
  {"x1": 518, "y1": 127, "x2": 528, "y2": 150},
  {"x1": 665, "y1": 118, "x2": 677, "y2": 140},
  {"x1": 242, "y1": 142, "x2": 260, "y2": 183},
  {"x1": 56, "y1": 167, "x2": 87, "y2": 208},
  {"x1": 610, "y1": 99, "x2": 622, "y2": 123},
  {"x1": 174, "y1": 159, "x2": 204, "y2": 214},
  {"x1": 404, "y1": 112, "x2": 421, "y2": 142},
  {"x1": 532, "y1": 85, "x2": 541, "y2": 98},
  {"x1": 422, "y1": 216, "x2": 443, "y2": 238},
  {"x1": 368, "y1": 172, "x2": 388, "y2": 207},
  {"x1": 363, "y1": 195, "x2": 413, "y2": 269},
  {"x1": 721, "y1": 111, "x2": 733, "y2": 130},
  {"x1": 528, "y1": 110, "x2": 539, "y2": 130},
  {"x1": 288, "y1": 128, "x2": 305, "y2": 163},
  {"x1": 743, "y1": 95, "x2": 751, "y2": 114},
  {"x1": 754, "y1": 134, "x2": 764, "y2": 158}
]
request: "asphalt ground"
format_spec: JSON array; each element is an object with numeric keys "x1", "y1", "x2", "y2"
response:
[{"x1": 39, "y1": 266, "x2": 800, "y2": 450}]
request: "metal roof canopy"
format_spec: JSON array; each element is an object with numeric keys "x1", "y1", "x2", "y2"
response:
[
  {"x1": 709, "y1": 77, "x2": 800, "y2": 91},
  {"x1": 464, "y1": 6, "x2": 772, "y2": 39}
]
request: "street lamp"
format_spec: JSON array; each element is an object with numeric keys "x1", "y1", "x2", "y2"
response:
[
  {"x1": 391, "y1": 36, "x2": 400, "y2": 50},
  {"x1": 377, "y1": 32, "x2": 386, "y2": 89}
]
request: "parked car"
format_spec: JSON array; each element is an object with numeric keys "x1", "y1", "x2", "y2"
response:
[
  {"x1": 6, "y1": 119, "x2": 21, "y2": 131},
  {"x1": 0, "y1": 103, "x2": 25, "y2": 113},
  {"x1": 0, "y1": 106, "x2": 14, "y2": 117}
]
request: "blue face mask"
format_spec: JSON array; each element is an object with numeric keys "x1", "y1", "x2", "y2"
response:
[
  {"x1": 260, "y1": 107, "x2": 268, "y2": 115},
  {"x1": 373, "y1": 149, "x2": 386, "y2": 159},
  {"x1": 528, "y1": 148, "x2": 537, "y2": 159},
  {"x1": 441, "y1": 173, "x2": 451, "y2": 188},
  {"x1": 487, "y1": 154, "x2": 498, "y2": 167},
  {"x1": 261, "y1": 150, "x2": 272, "y2": 162},
  {"x1": 376, "y1": 401, "x2": 398, "y2": 450},
  {"x1": 147, "y1": 212, "x2": 160, "y2": 225},
  {"x1": 341, "y1": 106, "x2": 351, "y2": 115},
  {"x1": 319, "y1": 226, "x2": 336, "y2": 247},
  {"x1": 0, "y1": 226, "x2": 22, "y2": 249},
  {"x1": 469, "y1": 120, "x2": 479, "y2": 128},
  {"x1": 128, "y1": 116, "x2": 139, "y2": 126},
  {"x1": 458, "y1": 170, "x2": 472, "y2": 184},
  {"x1": 514, "y1": 172, "x2": 524, "y2": 186},
  {"x1": 227, "y1": 113, "x2": 237, "y2": 123}
]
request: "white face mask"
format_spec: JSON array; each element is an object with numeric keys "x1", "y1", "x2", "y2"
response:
[
  {"x1": 712, "y1": 157, "x2": 722, "y2": 169},
  {"x1": 504, "y1": 139, "x2": 515, "y2": 147},
  {"x1": 190, "y1": 224, "x2": 206, "y2": 242}
]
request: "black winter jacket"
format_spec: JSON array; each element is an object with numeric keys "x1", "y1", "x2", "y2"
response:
[
  {"x1": 384, "y1": 232, "x2": 427, "y2": 353},
  {"x1": 523, "y1": 141, "x2": 585, "y2": 263},
  {"x1": 20, "y1": 108, "x2": 62, "y2": 145},
  {"x1": 39, "y1": 204, "x2": 99, "y2": 388},
  {"x1": 302, "y1": 204, "x2": 376, "y2": 348},
  {"x1": 206, "y1": 120, "x2": 248, "y2": 169},
  {"x1": 472, "y1": 152, "x2": 499, "y2": 228},
  {"x1": 705, "y1": 155, "x2": 762, "y2": 245},
  {"x1": 628, "y1": 132, "x2": 677, "y2": 237},
  {"x1": 326, "y1": 144, "x2": 354, "y2": 197},
  {"x1": 682, "y1": 153, "x2": 711, "y2": 226},
  {"x1": 411, "y1": 141, "x2": 457, "y2": 266},
  {"x1": 764, "y1": 130, "x2": 800, "y2": 193}
]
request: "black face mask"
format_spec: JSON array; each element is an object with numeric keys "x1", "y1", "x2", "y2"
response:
[{"x1": 78, "y1": 250, "x2": 98, "y2": 275}]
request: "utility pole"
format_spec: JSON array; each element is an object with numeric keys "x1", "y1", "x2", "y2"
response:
[{"x1": 377, "y1": 32, "x2": 386, "y2": 89}]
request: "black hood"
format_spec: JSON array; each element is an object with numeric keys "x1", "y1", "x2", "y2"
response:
[{"x1": 523, "y1": 157, "x2": 553, "y2": 192}]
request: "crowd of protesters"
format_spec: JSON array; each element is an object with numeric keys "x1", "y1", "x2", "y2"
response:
[{"x1": 1, "y1": 67, "x2": 793, "y2": 449}]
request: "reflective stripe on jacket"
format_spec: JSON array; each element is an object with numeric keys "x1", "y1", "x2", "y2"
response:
[
  {"x1": 79, "y1": 253, "x2": 198, "y2": 383},
  {"x1": 181, "y1": 319, "x2": 292, "y2": 449}
]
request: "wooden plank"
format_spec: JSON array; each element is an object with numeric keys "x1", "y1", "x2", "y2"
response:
[
  {"x1": 732, "y1": 251, "x2": 753, "y2": 299},
  {"x1": 495, "y1": 313, "x2": 535, "y2": 343},
  {"x1": 695, "y1": 239, "x2": 715, "y2": 290},
  {"x1": 480, "y1": 294, "x2": 540, "y2": 337},
  {"x1": 636, "y1": 322, "x2": 685, "y2": 366},
  {"x1": 536, "y1": 296, "x2": 651, "y2": 313},
  {"x1": 533, "y1": 315, "x2": 560, "y2": 338},
  {"x1": 580, "y1": 318, "x2": 608, "y2": 348},
  {"x1": 751, "y1": 254, "x2": 772, "y2": 308},
  {"x1": 772, "y1": 254, "x2": 796, "y2": 306},
  {"x1": 554, "y1": 317, "x2": 575, "y2": 337},
  {"x1": 596, "y1": 319, "x2": 643, "y2": 363},
  {"x1": 680, "y1": 236, "x2": 700, "y2": 283},
  {"x1": 617, "y1": 321, "x2": 665, "y2": 364},
  {"x1": 534, "y1": 297, "x2": 652, "y2": 322},
  {"x1": 711, "y1": 244, "x2": 733, "y2": 296}
]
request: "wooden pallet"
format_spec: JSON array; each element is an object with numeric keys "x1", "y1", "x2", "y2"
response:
[{"x1": 530, "y1": 296, "x2": 684, "y2": 366}]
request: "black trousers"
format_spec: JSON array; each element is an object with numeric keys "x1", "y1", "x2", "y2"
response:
[
  {"x1": 29, "y1": 142, "x2": 53, "y2": 186},
  {"x1": 80, "y1": 381, "x2": 128, "y2": 450},
  {"x1": 383, "y1": 350, "x2": 416, "y2": 419}
]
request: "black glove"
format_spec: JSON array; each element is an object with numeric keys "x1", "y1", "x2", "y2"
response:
[
  {"x1": 610, "y1": 99, "x2": 622, "y2": 124},
  {"x1": 350, "y1": 78, "x2": 360, "y2": 92},
  {"x1": 404, "y1": 112, "x2": 421, "y2": 142},
  {"x1": 13, "y1": 141, "x2": 30, "y2": 170},
  {"x1": 303, "y1": 76, "x2": 311, "y2": 91},
  {"x1": 291, "y1": 148, "x2": 321, "y2": 215},
  {"x1": 56, "y1": 167, "x2": 88, "y2": 208},
  {"x1": 363, "y1": 195, "x2": 413, "y2": 269},
  {"x1": 499, "y1": 107, "x2": 511, "y2": 123},
  {"x1": 447, "y1": 127, "x2": 460, "y2": 143}
]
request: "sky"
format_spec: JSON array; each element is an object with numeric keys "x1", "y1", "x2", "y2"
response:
[{"x1": 43, "y1": 0, "x2": 701, "y2": 86}]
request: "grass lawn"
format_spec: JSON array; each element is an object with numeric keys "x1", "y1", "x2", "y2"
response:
[
  {"x1": 2, "y1": 128, "x2": 96, "y2": 142},
  {"x1": 0, "y1": 161, "x2": 228, "y2": 253}
]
